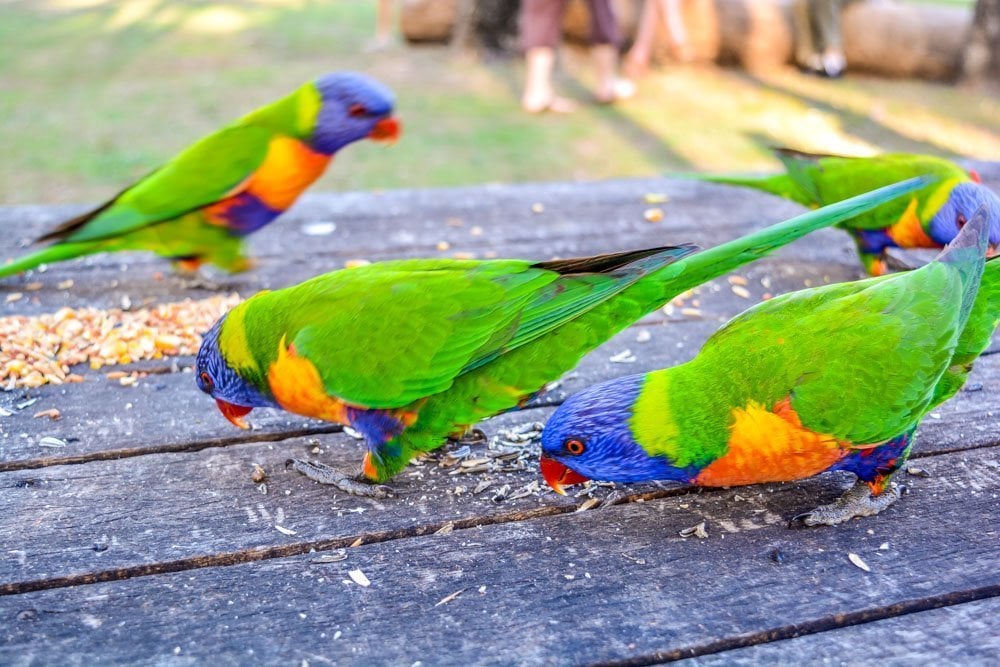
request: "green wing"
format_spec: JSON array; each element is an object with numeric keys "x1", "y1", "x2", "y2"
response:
[
  {"x1": 42, "y1": 125, "x2": 274, "y2": 244},
  {"x1": 774, "y1": 151, "x2": 965, "y2": 230},
  {"x1": 255, "y1": 249, "x2": 694, "y2": 409},
  {"x1": 696, "y1": 262, "x2": 965, "y2": 444}
]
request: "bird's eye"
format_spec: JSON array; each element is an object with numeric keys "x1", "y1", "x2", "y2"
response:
[
  {"x1": 199, "y1": 371, "x2": 214, "y2": 393},
  {"x1": 957, "y1": 214, "x2": 967, "y2": 229},
  {"x1": 348, "y1": 103, "x2": 368, "y2": 118},
  {"x1": 564, "y1": 438, "x2": 586, "y2": 455}
]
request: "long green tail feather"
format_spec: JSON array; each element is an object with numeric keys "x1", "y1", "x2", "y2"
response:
[
  {"x1": 687, "y1": 172, "x2": 815, "y2": 206},
  {"x1": 0, "y1": 242, "x2": 101, "y2": 279},
  {"x1": 664, "y1": 177, "x2": 929, "y2": 296}
]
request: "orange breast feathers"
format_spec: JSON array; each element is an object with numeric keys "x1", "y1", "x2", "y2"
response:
[
  {"x1": 694, "y1": 397, "x2": 849, "y2": 486},
  {"x1": 886, "y1": 197, "x2": 938, "y2": 249},
  {"x1": 247, "y1": 136, "x2": 332, "y2": 211},
  {"x1": 267, "y1": 336, "x2": 351, "y2": 424}
]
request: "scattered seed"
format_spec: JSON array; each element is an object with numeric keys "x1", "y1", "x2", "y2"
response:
[
  {"x1": 0, "y1": 294, "x2": 240, "y2": 388},
  {"x1": 681, "y1": 308, "x2": 702, "y2": 318},
  {"x1": 434, "y1": 588, "x2": 466, "y2": 607},
  {"x1": 343, "y1": 426, "x2": 364, "y2": 440},
  {"x1": 577, "y1": 498, "x2": 600, "y2": 512},
  {"x1": 32, "y1": 408, "x2": 60, "y2": 420},
  {"x1": 643, "y1": 208, "x2": 664, "y2": 223},
  {"x1": 905, "y1": 466, "x2": 931, "y2": 478},
  {"x1": 531, "y1": 203, "x2": 545, "y2": 213},
  {"x1": 302, "y1": 222, "x2": 336, "y2": 236},
  {"x1": 250, "y1": 464, "x2": 267, "y2": 484},
  {"x1": 435, "y1": 522, "x2": 455, "y2": 536},
  {"x1": 38, "y1": 436, "x2": 67, "y2": 448},
  {"x1": 609, "y1": 349, "x2": 636, "y2": 364},
  {"x1": 879, "y1": 542, "x2": 890, "y2": 551},
  {"x1": 436, "y1": 241, "x2": 450, "y2": 251},
  {"x1": 5, "y1": 293, "x2": 23, "y2": 303},
  {"x1": 731, "y1": 285, "x2": 751, "y2": 299},
  {"x1": 679, "y1": 521, "x2": 708, "y2": 539},
  {"x1": 643, "y1": 193, "x2": 669, "y2": 204},
  {"x1": 348, "y1": 569, "x2": 371, "y2": 587},
  {"x1": 621, "y1": 552, "x2": 647, "y2": 565},
  {"x1": 848, "y1": 553, "x2": 871, "y2": 572},
  {"x1": 25, "y1": 282, "x2": 43, "y2": 291},
  {"x1": 473, "y1": 480, "x2": 493, "y2": 495},
  {"x1": 350, "y1": 537, "x2": 364, "y2": 548},
  {"x1": 727, "y1": 275, "x2": 748, "y2": 286},
  {"x1": 311, "y1": 550, "x2": 348, "y2": 564},
  {"x1": 344, "y1": 259, "x2": 370, "y2": 269},
  {"x1": 56, "y1": 279, "x2": 74, "y2": 290},
  {"x1": 635, "y1": 329, "x2": 651, "y2": 343},
  {"x1": 469, "y1": 226, "x2": 483, "y2": 236},
  {"x1": 452, "y1": 252, "x2": 476, "y2": 260},
  {"x1": 491, "y1": 484, "x2": 511, "y2": 503}
]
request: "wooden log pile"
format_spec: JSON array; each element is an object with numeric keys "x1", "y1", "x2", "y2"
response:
[{"x1": 400, "y1": 0, "x2": 975, "y2": 80}]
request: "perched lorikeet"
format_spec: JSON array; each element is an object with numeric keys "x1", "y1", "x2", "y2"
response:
[
  {"x1": 195, "y1": 178, "x2": 925, "y2": 497},
  {"x1": 698, "y1": 149, "x2": 1000, "y2": 276},
  {"x1": 539, "y1": 201, "x2": 998, "y2": 526},
  {"x1": 0, "y1": 72, "x2": 399, "y2": 280}
]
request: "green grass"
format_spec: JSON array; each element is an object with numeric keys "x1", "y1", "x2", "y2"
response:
[{"x1": 0, "y1": 0, "x2": 997, "y2": 205}]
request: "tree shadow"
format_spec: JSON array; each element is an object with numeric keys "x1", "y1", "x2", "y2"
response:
[{"x1": 739, "y1": 70, "x2": 968, "y2": 158}]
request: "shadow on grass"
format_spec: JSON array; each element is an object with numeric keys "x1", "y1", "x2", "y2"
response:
[{"x1": 739, "y1": 71, "x2": 965, "y2": 158}]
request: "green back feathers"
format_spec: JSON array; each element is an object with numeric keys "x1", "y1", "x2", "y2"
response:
[
  {"x1": 699, "y1": 151, "x2": 971, "y2": 231},
  {"x1": 239, "y1": 81, "x2": 323, "y2": 141},
  {"x1": 222, "y1": 250, "x2": 695, "y2": 409}
]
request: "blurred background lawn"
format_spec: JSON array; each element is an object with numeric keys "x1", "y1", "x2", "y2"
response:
[{"x1": 1, "y1": 0, "x2": 997, "y2": 205}]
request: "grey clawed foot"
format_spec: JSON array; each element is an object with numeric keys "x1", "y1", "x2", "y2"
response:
[
  {"x1": 285, "y1": 459, "x2": 394, "y2": 498},
  {"x1": 790, "y1": 479, "x2": 900, "y2": 527}
]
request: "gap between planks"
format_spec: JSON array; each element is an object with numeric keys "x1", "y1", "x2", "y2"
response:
[
  {"x1": 3, "y1": 440, "x2": 999, "y2": 597},
  {"x1": 0, "y1": 484, "x2": 695, "y2": 597},
  {"x1": 593, "y1": 584, "x2": 1000, "y2": 666}
]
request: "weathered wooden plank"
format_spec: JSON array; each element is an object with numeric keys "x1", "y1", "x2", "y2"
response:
[
  {"x1": 1, "y1": 443, "x2": 998, "y2": 665},
  {"x1": 2, "y1": 301, "x2": 995, "y2": 468},
  {"x1": 676, "y1": 596, "x2": 1000, "y2": 665},
  {"x1": 1, "y1": 178, "x2": 829, "y2": 314},
  {"x1": 13, "y1": 159, "x2": 990, "y2": 314},
  {"x1": 2, "y1": 352, "x2": 997, "y2": 592}
]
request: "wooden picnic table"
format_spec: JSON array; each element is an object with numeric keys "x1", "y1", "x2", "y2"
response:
[{"x1": 1, "y1": 165, "x2": 999, "y2": 665}]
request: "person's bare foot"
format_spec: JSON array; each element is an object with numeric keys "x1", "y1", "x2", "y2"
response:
[
  {"x1": 522, "y1": 95, "x2": 578, "y2": 114},
  {"x1": 594, "y1": 78, "x2": 636, "y2": 105}
]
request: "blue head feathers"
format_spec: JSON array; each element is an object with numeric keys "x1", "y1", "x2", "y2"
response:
[{"x1": 310, "y1": 72, "x2": 399, "y2": 154}]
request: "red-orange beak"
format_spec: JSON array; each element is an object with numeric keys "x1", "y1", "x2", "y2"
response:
[
  {"x1": 988, "y1": 244, "x2": 998, "y2": 259},
  {"x1": 540, "y1": 455, "x2": 590, "y2": 495},
  {"x1": 369, "y1": 116, "x2": 400, "y2": 144},
  {"x1": 216, "y1": 398, "x2": 252, "y2": 430},
  {"x1": 969, "y1": 169, "x2": 982, "y2": 184}
]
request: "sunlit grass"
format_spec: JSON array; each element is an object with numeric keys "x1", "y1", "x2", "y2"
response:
[{"x1": 0, "y1": 0, "x2": 995, "y2": 204}]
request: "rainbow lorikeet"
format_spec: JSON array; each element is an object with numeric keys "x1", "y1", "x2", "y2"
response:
[
  {"x1": 698, "y1": 149, "x2": 1000, "y2": 276},
  {"x1": 0, "y1": 72, "x2": 399, "y2": 280},
  {"x1": 539, "y1": 201, "x2": 998, "y2": 526},
  {"x1": 194, "y1": 179, "x2": 925, "y2": 497}
]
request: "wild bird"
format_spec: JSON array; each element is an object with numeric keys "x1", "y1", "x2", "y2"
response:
[
  {"x1": 696, "y1": 149, "x2": 1000, "y2": 276},
  {"x1": 0, "y1": 72, "x2": 399, "y2": 280},
  {"x1": 539, "y1": 201, "x2": 999, "y2": 526},
  {"x1": 194, "y1": 178, "x2": 925, "y2": 497}
]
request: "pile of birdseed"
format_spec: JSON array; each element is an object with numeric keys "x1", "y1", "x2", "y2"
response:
[{"x1": 0, "y1": 294, "x2": 240, "y2": 389}]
